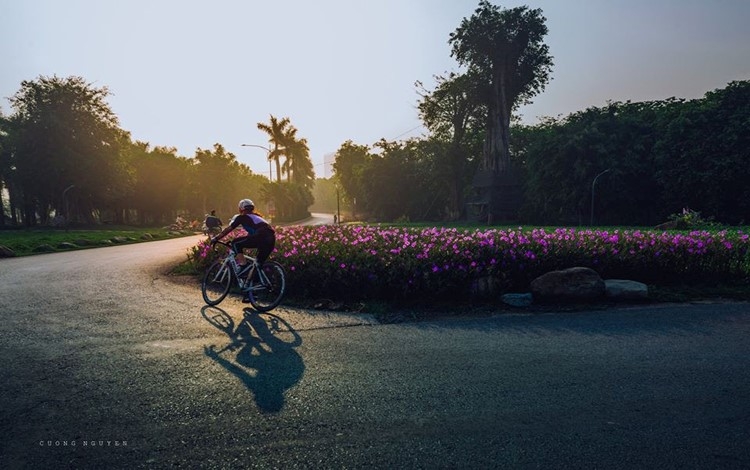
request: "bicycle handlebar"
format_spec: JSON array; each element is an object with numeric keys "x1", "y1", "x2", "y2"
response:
[
  {"x1": 211, "y1": 240, "x2": 232, "y2": 249},
  {"x1": 211, "y1": 239, "x2": 259, "y2": 257}
]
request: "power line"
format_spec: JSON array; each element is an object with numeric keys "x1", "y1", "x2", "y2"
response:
[{"x1": 391, "y1": 125, "x2": 424, "y2": 141}]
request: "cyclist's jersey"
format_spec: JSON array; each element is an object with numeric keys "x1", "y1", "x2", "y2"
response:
[
  {"x1": 229, "y1": 213, "x2": 274, "y2": 235},
  {"x1": 204, "y1": 215, "x2": 222, "y2": 228}
]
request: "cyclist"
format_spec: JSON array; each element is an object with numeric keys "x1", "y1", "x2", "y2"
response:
[
  {"x1": 203, "y1": 210, "x2": 222, "y2": 235},
  {"x1": 211, "y1": 199, "x2": 276, "y2": 303}
]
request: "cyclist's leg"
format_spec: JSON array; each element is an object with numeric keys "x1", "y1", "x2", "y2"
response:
[
  {"x1": 233, "y1": 235, "x2": 260, "y2": 302},
  {"x1": 231, "y1": 236, "x2": 253, "y2": 270},
  {"x1": 254, "y1": 232, "x2": 276, "y2": 287},
  {"x1": 256, "y1": 231, "x2": 276, "y2": 266}
]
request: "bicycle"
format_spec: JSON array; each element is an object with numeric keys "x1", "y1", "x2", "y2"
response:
[
  {"x1": 201, "y1": 240, "x2": 286, "y2": 312},
  {"x1": 202, "y1": 224, "x2": 222, "y2": 236}
]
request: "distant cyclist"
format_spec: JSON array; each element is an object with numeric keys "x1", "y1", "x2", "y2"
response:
[
  {"x1": 203, "y1": 210, "x2": 222, "y2": 235},
  {"x1": 211, "y1": 199, "x2": 276, "y2": 302}
]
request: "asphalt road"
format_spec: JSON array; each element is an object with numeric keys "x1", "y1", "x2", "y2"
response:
[{"x1": 1, "y1": 234, "x2": 749, "y2": 469}]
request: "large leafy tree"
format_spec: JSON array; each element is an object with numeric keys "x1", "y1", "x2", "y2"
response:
[
  {"x1": 332, "y1": 140, "x2": 372, "y2": 212},
  {"x1": 190, "y1": 143, "x2": 266, "y2": 217},
  {"x1": 512, "y1": 80, "x2": 750, "y2": 226},
  {"x1": 6, "y1": 75, "x2": 129, "y2": 225},
  {"x1": 449, "y1": 2, "x2": 552, "y2": 223},
  {"x1": 654, "y1": 80, "x2": 750, "y2": 224},
  {"x1": 362, "y1": 139, "x2": 441, "y2": 221},
  {"x1": 417, "y1": 72, "x2": 484, "y2": 219},
  {"x1": 125, "y1": 141, "x2": 191, "y2": 224},
  {"x1": 450, "y1": 1, "x2": 553, "y2": 174}
]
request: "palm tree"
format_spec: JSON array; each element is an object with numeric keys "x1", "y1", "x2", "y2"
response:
[
  {"x1": 287, "y1": 137, "x2": 314, "y2": 186},
  {"x1": 279, "y1": 125, "x2": 298, "y2": 183},
  {"x1": 256, "y1": 115, "x2": 290, "y2": 183}
]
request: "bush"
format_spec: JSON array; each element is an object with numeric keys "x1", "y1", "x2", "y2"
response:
[{"x1": 187, "y1": 225, "x2": 750, "y2": 303}]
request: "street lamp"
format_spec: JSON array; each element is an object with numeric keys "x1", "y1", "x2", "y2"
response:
[
  {"x1": 590, "y1": 169, "x2": 611, "y2": 226},
  {"x1": 240, "y1": 144, "x2": 273, "y2": 181},
  {"x1": 335, "y1": 186, "x2": 341, "y2": 224},
  {"x1": 60, "y1": 184, "x2": 75, "y2": 231}
]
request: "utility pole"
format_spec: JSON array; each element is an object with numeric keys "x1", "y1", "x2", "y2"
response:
[
  {"x1": 590, "y1": 169, "x2": 611, "y2": 226},
  {"x1": 336, "y1": 186, "x2": 341, "y2": 224}
]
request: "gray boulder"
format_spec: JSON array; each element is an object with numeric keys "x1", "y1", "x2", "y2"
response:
[
  {"x1": 530, "y1": 267, "x2": 605, "y2": 301},
  {"x1": 501, "y1": 293, "x2": 533, "y2": 307},
  {"x1": 33, "y1": 244, "x2": 55, "y2": 253},
  {"x1": 0, "y1": 245, "x2": 15, "y2": 258},
  {"x1": 605, "y1": 279, "x2": 649, "y2": 300},
  {"x1": 470, "y1": 276, "x2": 503, "y2": 298}
]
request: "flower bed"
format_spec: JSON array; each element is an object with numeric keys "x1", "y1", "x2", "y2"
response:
[{"x1": 189, "y1": 225, "x2": 750, "y2": 302}]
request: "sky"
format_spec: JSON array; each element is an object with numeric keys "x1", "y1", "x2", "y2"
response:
[{"x1": 2, "y1": 0, "x2": 749, "y2": 179}]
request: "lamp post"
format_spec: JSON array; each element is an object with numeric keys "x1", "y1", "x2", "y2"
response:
[
  {"x1": 590, "y1": 169, "x2": 611, "y2": 226},
  {"x1": 240, "y1": 144, "x2": 273, "y2": 181},
  {"x1": 335, "y1": 186, "x2": 341, "y2": 224},
  {"x1": 62, "y1": 184, "x2": 75, "y2": 226}
]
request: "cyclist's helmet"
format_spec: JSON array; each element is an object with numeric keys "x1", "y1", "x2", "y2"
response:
[{"x1": 238, "y1": 199, "x2": 255, "y2": 211}]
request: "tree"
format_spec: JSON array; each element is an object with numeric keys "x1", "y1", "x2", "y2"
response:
[
  {"x1": 361, "y1": 139, "x2": 440, "y2": 221},
  {"x1": 309, "y1": 177, "x2": 338, "y2": 213},
  {"x1": 0, "y1": 111, "x2": 9, "y2": 225},
  {"x1": 189, "y1": 143, "x2": 266, "y2": 218},
  {"x1": 280, "y1": 125, "x2": 315, "y2": 188},
  {"x1": 654, "y1": 81, "x2": 750, "y2": 224},
  {"x1": 450, "y1": 1, "x2": 553, "y2": 221},
  {"x1": 332, "y1": 140, "x2": 372, "y2": 214},
  {"x1": 6, "y1": 75, "x2": 129, "y2": 225},
  {"x1": 126, "y1": 141, "x2": 191, "y2": 224},
  {"x1": 515, "y1": 101, "x2": 671, "y2": 226},
  {"x1": 257, "y1": 115, "x2": 291, "y2": 183},
  {"x1": 417, "y1": 72, "x2": 484, "y2": 219}
]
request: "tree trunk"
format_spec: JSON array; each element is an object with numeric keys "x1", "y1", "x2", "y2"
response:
[
  {"x1": 469, "y1": 67, "x2": 520, "y2": 224},
  {"x1": 0, "y1": 182, "x2": 5, "y2": 226},
  {"x1": 486, "y1": 67, "x2": 512, "y2": 174}
]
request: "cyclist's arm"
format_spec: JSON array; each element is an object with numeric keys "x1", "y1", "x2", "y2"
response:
[
  {"x1": 211, "y1": 224, "x2": 235, "y2": 242},
  {"x1": 211, "y1": 214, "x2": 245, "y2": 242}
]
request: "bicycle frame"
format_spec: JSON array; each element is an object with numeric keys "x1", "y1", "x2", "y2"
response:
[
  {"x1": 202, "y1": 240, "x2": 285, "y2": 311},
  {"x1": 211, "y1": 241, "x2": 263, "y2": 291}
]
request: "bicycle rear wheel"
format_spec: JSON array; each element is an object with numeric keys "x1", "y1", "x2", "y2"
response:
[
  {"x1": 248, "y1": 261, "x2": 286, "y2": 312},
  {"x1": 202, "y1": 260, "x2": 232, "y2": 306}
]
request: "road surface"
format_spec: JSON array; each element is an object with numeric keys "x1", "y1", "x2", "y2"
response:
[
  {"x1": 1, "y1": 235, "x2": 749, "y2": 469},
  {"x1": 297, "y1": 212, "x2": 334, "y2": 226}
]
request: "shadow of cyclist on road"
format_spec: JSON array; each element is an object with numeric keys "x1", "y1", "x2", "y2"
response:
[{"x1": 202, "y1": 306, "x2": 304, "y2": 413}]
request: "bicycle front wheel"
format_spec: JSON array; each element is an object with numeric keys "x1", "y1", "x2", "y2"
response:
[
  {"x1": 202, "y1": 260, "x2": 232, "y2": 306},
  {"x1": 248, "y1": 261, "x2": 286, "y2": 312}
]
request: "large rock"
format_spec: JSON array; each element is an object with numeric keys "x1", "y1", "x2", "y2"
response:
[
  {"x1": 470, "y1": 275, "x2": 504, "y2": 298},
  {"x1": 0, "y1": 245, "x2": 15, "y2": 258},
  {"x1": 605, "y1": 279, "x2": 648, "y2": 300},
  {"x1": 501, "y1": 293, "x2": 533, "y2": 307},
  {"x1": 530, "y1": 267, "x2": 605, "y2": 301},
  {"x1": 33, "y1": 244, "x2": 55, "y2": 253}
]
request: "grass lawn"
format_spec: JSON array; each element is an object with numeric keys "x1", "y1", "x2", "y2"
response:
[{"x1": 0, "y1": 226, "x2": 198, "y2": 257}]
